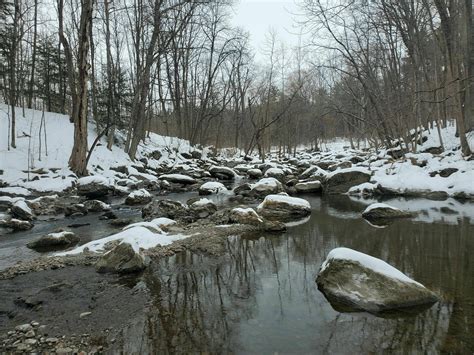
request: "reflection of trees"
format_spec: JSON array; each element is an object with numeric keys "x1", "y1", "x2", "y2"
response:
[{"x1": 112, "y1": 194, "x2": 473, "y2": 352}]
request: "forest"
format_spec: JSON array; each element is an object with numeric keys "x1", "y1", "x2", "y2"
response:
[{"x1": 1, "y1": 0, "x2": 473, "y2": 175}]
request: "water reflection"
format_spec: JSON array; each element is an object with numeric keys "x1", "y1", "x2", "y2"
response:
[{"x1": 111, "y1": 195, "x2": 474, "y2": 353}]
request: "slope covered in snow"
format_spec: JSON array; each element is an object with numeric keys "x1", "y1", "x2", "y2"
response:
[{"x1": 0, "y1": 104, "x2": 206, "y2": 192}]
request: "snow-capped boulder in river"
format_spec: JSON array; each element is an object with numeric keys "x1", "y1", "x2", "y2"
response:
[
  {"x1": 11, "y1": 200, "x2": 34, "y2": 221},
  {"x1": 362, "y1": 203, "x2": 413, "y2": 222},
  {"x1": 77, "y1": 175, "x2": 110, "y2": 198},
  {"x1": 257, "y1": 193, "x2": 311, "y2": 220},
  {"x1": 250, "y1": 177, "x2": 284, "y2": 197},
  {"x1": 209, "y1": 166, "x2": 237, "y2": 180},
  {"x1": 316, "y1": 247, "x2": 438, "y2": 314},
  {"x1": 295, "y1": 181, "x2": 322, "y2": 193},
  {"x1": 247, "y1": 168, "x2": 263, "y2": 179},
  {"x1": 158, "y1": 173, "x2": 196, "y2": 185},
  {"x1": 230, "y1": 207, "x2": 263, "y2": 226},
  {"x1": 189, "y1": 198, "x2": 217, "y2": 218},
  {"x1": 323, "y1": 168, "x2": 371, "y2": 194},
  {"x1": 198, "y1": 181, "x2": 227, "y2": 195},
  {"x1": 264, "y1": 167, "x2": 285, "y2": 179},
  {"x1": 125, "y1": 189, "x2": 152, "y2": 205},
  {"x1": 27, "y1": 231, "x2": 79, "y2": 250},
  {"x1": 84, "y1": 199, "x2": 111, "y2": 212}
]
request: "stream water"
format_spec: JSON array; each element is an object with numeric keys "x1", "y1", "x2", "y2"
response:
[
  {"x1": 113, "y1": 194, "x2": 474, "y2": 354},
  {"x1": 1, "y1": 193, "x2": 473, "y2": 353}
]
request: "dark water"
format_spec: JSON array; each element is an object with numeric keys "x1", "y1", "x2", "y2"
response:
[{"x1": 113, "y1": 195, "x2": 474, "y2": 354}]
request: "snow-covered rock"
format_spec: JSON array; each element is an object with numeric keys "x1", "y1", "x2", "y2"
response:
[
  {"x1": 77, "y1": 176, "x2": 110, "y2": 198},
  {"x1": 250, "y1": 177, "x2": 284, "y2": 196},
  {"x1": 362, "y1": 203, "x2": 413, "y2": 221},
  {"x1": 264, "y1": 167, "x2": 285, "y2": 179},
  {"x1": 84, "y1": 200, "x2": 111, "y2": 212},
  {"x1": 125, "y1": 188, "x2": 152, "y2": 205},
  {"x1": 247, "y1": 168, "x2": 263, "y2": 179},
  {"x1": 189, "y1": 198, "x2": 217, "y2": 218},
  {"x1": 142, "y1": 199, "x2": 189, "y2": 220},
  {"x1": 316, "y1": 247, "x2": 438, "y2": 313},
  {"x1": 198, "y1": 181, "x2": 227, "y2": 195},
  {"x1": 0, "y1": 218, "x2": 33, "y2": 231},
  {"x1": 229, "y1": 207, "x2": 263, "y2": 226},
  {"x1": 257, "y1": 194, "x2": 311, "y2": 220},
  {"x1": 295, "y1": 181, "x2": 322, "y2": 193},
  {"x1": 209, "y1": 166, "x2": 237, "y2": 180},
  {"x1": 158, "y1": 174, "x2": 196, "y2": 185},
  {"x1": 95, "y1": 242, "x2": 147, "y2": 274},
  {"x1": 27, "y1": 231, "x2": 79, "y2": 250},
  {"x1": 11, "y1": 200, "x2": 34, "y2": 221},
  {"x1": 324, "y1": 168, "x2": 371, "y2": 194}
]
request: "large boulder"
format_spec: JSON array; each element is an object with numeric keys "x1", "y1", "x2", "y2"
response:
[
  {"x1": 11, "y1": 200, "x2": 34, "y2": 221},
  {"x1": 209, "y1": 166, "x2": 237, "y2": 180},
  {"x1": 324, "y1": 168, "x2": 371, "y2": 194},
  {"x1": 158, "y1": 174, "x2": 196, "y2": 185},
  {"x1": 95, "y1": 242, "x2": 146, "y2": 274},
  {"x1": 250, "y1": 178, "x2": 284, "y2": 197},
  {"x1": 257, "y1": 194, "x2": 311, "y2": 220},
  {"x1": 317, "y1": 247, "x2": 438, "y2": 314},
  {"x1": 77, "y1": 176, "x2": 110, "y2": 198},
  {"x1": 0, "y1": 218, "x2": 33, "y2": 231},
  {"x1": 295, "y1": 181, "x2": 322, "y2": 193},
  {"x1": 229, "y1": 207, "x2": 263, "y2": 226},
  {"x1": 189, "y1": 198, "x2": 218, "y2": 218},
  {"x1": 27, "y1": 231, "x2": 80, "y2": 250},
  {"x1": 264, "y1": 167, "x2": 285, "y2": 179},
  {"x1": 198, "y1": 181, "x2": 227, "y2": 195},
  {"x1": 84, "y1": 199, "x2": 111, "y2": 212},
  {"x1": 362, "y1": 203, "x2": 412, "y2": 222},
  {"x1": 125, "y1": 189, "x2": 152, "y2": 205},
  {"x1": 247, "y1": 168, "x2": 263, "y2": 179},
  {"x1": 142, "y1": 199, "x2": 189, "y2": 220}
]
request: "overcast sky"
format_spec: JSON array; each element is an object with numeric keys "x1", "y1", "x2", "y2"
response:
[{"x1": 230, "y1": 0, "x2": 302, "y2": 62}]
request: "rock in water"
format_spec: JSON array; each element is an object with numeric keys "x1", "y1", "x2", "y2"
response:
[
  {"x1": 229, "y1": 207, "x2": 263, "y2": 226},
  {"x1": 95, "y1": 242, "x2": 146, "y2": 274},
  {"x1": 316, "y1": 247, "x2": 438, "y2": 314},
  {"x1": 324, "y1": 168, "x2": 371, "y2": 194},
  {"x1": 189, "y1": 198, "x2": 217, "y2": 218},
  {"x1": 125, "y1": 189, "x2": 152, "y2": 205},
  {"x1": 27, "y1": 231, "x2": 79, "y2": 250},
  {"x1": 362, "y1": 203, "x2": 412, "y2": 222},
  {"x1": 295, "y1": 181, "x2": 322, "y2": 193},
  {"x1": 257, "y1": 194, "x2": 311, "y2": 220},
  {"x1": 77, "y1": 176, "x2": 110, "y2": 198},
  {"x1": 11, "y1": 200, "x2": 34, "y2": 220},
  {"x1": 84, "y1": 199, "x2": 111, "y2": 212},
  {"x1": 198, "y1": 181, "x2": 227, "y2": 195},
  {"x1": 158, "y1": 174, "x2": 196, "y2": 185},
  {"x1": 209, "y1": 166, "x2": 237, "y2": 180},
  {"x1": 250, "y1": 178, "x2": 284, "y2": 197}
]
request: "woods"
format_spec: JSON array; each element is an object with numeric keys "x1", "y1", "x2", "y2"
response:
[{"x1": 0, "y1": 0, "x2": 473, "y2": 176}]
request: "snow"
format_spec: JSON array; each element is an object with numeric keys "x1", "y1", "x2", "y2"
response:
[
  {"x1": 0, "y1": 104, "x2": 202, "y2": 193},
  {"x1": 258, "y1": 194, "x2": 311, "y2": 209},
  {"x1": 199, "y1": 181, "x2": 227, "y2": 193},
  {"x1": 13, "y1": 200, "x2": 32, "y2": 215},
  {"x1": 191, "y1": 198, "x2": 214, "y2": 207},
  {"x1": 0, "y1": 186, "x2": 31, "y2": 196},
  {"x1": 58, "y1": 226, "x2": 188, "y2": 255},
  {"x1": 264, "y1": 167, "x2": 285, "y2": 176},
  {"x1": 250, "y1": 177, "x2": 281, "y2": 191},
  {"x1": 363, "y1": 203, "x2": 400, "y2": 214},
  {"x1": 127, "y1": 188, "x2": 151, "y2": 199},
  {"x1": 48, "y1": 231, "x2": 73, "y2": 239},
  {"x1": 151, "y1": 217, "x2": 177, "y2": 228},
  {"x1": 159, "y1": 174, "x2": 195, "y2": 183},
  {"x1": 326, "y1": 167, "x2": 371, "y2": 179},
  {"x1": 77, "y1": 175, "x2": 110, "y2": 186},
  {"x1": 321, "y1": 247, "x2": 423, "y2": 286},
  {"x1": 123, "y1": 221, "x2": 163, "y2": 233}
]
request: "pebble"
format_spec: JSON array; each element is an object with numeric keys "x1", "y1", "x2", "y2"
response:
[
  {"x1": 25, "y1": 330, "x2": 35, "y2": 338},
  {"x1": 15, "y1": 324, "x2": 33, "y2": 332},
  {"x1": 25, "y1": 338, "x2": 37, "y2": 345},
  {"x1": 46, "y1": 337, "x2": 58, "y2": 343},
  {"x1": 79, "y1": 312, "x2": 92, "y2": 318}
]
